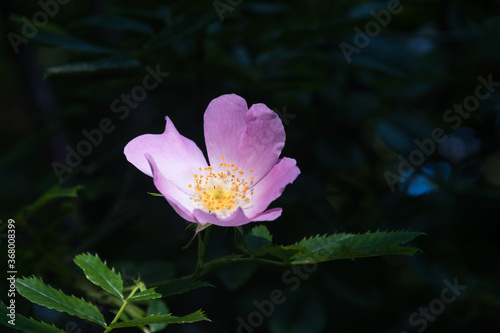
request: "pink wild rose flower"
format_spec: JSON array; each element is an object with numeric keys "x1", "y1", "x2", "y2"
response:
[{"x1": 124, "y1": 94, "x2": 300, "y2": 227}]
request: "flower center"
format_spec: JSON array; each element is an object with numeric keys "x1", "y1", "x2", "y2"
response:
[{"x1": 189, "y1": 156, "x2": 254, "y2": 218}]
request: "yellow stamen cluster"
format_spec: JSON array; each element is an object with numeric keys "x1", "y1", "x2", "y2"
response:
[{"x1": 189, "y1": 156, "x2": 254, "y2": 217}]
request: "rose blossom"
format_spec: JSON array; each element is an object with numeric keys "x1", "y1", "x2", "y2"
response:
[{"x1": 124, "y1": 94, "x2": 300, "y2": 227}]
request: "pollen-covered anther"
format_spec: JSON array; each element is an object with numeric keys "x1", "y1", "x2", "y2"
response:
[{"x1": 188, "y1": 156, "x2": 254, "y2": 217}]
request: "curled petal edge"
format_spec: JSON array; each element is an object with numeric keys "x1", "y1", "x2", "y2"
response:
[{"x1": 146, "y1": 153, "x2": 196, "y2": 223}]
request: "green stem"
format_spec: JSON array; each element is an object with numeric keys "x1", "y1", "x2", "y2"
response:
[
  {"x1": 102, "y1": 284, "x2": 141, "y2": 333},
  {"x1": 185, "y1": 226, "x2": 288, "y2": 280},
  {"x1": 188, "y1": 254, "x2": 288, "y2": 280},
  {"x1": 193, "y1": 227, "x2": 212, "y2": 279}
]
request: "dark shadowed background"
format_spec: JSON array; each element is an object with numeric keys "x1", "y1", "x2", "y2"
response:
[{"x1": 1, "y1": 0, "x2": 500, "y2": 332}]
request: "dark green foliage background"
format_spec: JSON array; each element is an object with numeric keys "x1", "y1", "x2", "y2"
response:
[{"x1": 1, "y1": 0, "x2": 500, "y2": 332}]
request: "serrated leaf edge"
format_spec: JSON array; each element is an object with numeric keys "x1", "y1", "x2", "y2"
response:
[
  {"x1": 74, "y1": 252, "x2": 124, "y2": 299},
  {"x1": 16, "y1": 277, "x2": 106, "y2": 326}
]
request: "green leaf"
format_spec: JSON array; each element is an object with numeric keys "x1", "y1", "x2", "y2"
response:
[
  {"x1": 129, "y1": 288, "x2": 162, "y2": 302},
  {"x1": 71, "y1": 14, "x2": 154, "y2": 34},
  {"x1": 0, "y1": 301, "x2": 66, "y2": 333},
  {"x1": 74, "y1": 253, "x2": 124, "y2": 299},
  {"x1": 107, "y1": 5, "x2": 170, "y2": 22},
  {"x1": 16, "y1": 277, "x2": 106, "y2": 327},
  {"x1": 15, "y1": 184, "x2": 84, "y2": 221},
  {"x1": 144, "y1": 10, "x2": 215, "y2": 49},
  {"x1": 147, "y1": 300, "x2": 170, "y2": 332},
  {"x1": 244, "y1": 225, "x2": 273, "y2": 250},
  {"x1": 242, "y1": 224, "x2": 305, "y2": 260},
  {"x1": 147, "y1": 192, "x2": 164, "y2": 197},
  {"x1": 258, "y1": 245, "x2": 306, "y2": 261},
  {"x1": 110, "y1": 309, "x2": 210, "y2": 328},
  {"x1": 45, "y1": 56, "x2": 141, "y2": 77},
  {"x1": 153, "y1": 279, "x2": 212, "y2": 298},
  {"x1": 34, "y1": 33, "x2": 115, "y2": 53},
  {"x1": 291, "y1": 231, "x2": 424, "y2": 264}
]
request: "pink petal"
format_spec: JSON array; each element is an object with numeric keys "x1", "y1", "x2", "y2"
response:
[
  {"x1": 192, "y1": 207, "x2": 284, "y2": 226},
  {"x1": 124, "y1": 116, "x2": 208, "y2": 191},
  {"x1": 251, "y1": 207, "x2": 283, "y2": 221},
  {"x1": 236, "y1": 103, "x2": 286, "y2": 183},
  {"x1": 146, "y1": 153, "x2": 196, "y2": 223},
  {"x1": 204, "y1": 95, "x2": 286, "y2": 183},
  {"x1": 244, "y1": 157, "x2": 300, "y2": 218},
  {"x1": 203, "y1": 94, "x2": 248, "y2": 166},
  {"x1": 193, "y1": 207, "x2": 252, "y2": 227}
]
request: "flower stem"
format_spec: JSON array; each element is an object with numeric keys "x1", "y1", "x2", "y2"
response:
[
  {"x1": 102, "y1": 284, "x2": 141, "y2": 333},
  {"x1": 189, "y1": 254, "x2": 289, "y2": 279},
  {"x1": 187, "y1": 226, "x2": 289, "y2": 280},
  {"x1": 194, "y1": 226, "x2": 212, "y2": 279}
]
